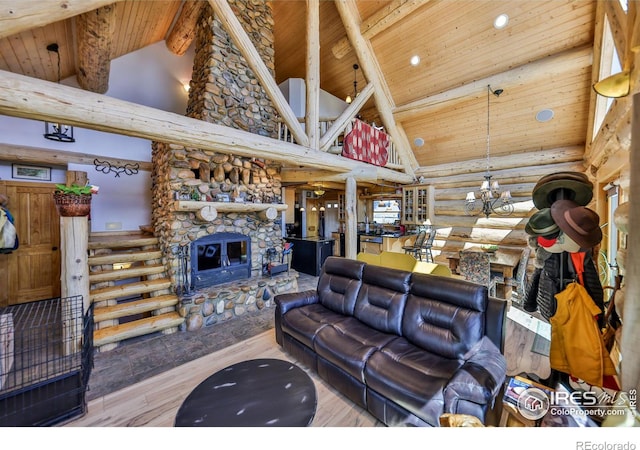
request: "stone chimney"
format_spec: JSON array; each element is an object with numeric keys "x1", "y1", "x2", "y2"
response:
[{"x1": 150, "y1": 0, "x2": 293, "y2": 330}]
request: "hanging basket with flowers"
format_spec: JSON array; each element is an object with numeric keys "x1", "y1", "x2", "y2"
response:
[{"x1": 53, "y1": 184, "x2": 97, "y2": 217}]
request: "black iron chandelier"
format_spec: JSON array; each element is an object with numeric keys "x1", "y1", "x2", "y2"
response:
[{"x1": 464, "y1": 85, "x2": 513, "y2": 218}]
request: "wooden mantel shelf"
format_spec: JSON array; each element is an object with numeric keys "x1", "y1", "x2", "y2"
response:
[{"x1": 173, "y1": 201, "x2": 288, "y2": 222}]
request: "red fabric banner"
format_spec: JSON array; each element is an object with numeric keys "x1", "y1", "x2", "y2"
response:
[{"x1": 342, "y1": 119, "x2": 389, "y2": 166}]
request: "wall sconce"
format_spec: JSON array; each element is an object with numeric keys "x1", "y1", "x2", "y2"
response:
[
  {"x1": 311, "y1": 206, "x2": 317, "y2": 212},
  {"x1": 44, "y1": 122, "x2": 75, "y2": 142},
  {"x1": 319, "y1": 206, "x2": 325, "y2": 212},
  {"x1": 593, "y1": 71, "x2": 630, "y2": 98},
  {"x1": 300, "y1": 207, "x2": 305, "y2": 212}
]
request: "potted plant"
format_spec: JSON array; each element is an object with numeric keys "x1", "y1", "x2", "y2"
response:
[{"x1": 53, "y1": 184, "x2": 98, "y2": 217}]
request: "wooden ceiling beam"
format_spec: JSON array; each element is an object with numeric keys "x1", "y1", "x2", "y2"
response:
[
  {"x1": 0, "y1": 142, "x2": 152, "y2": 171},
  {"x1": 416, "y1": 146, "x2": 585, "y2": 178},
  {"x1": 0, "y1": 69, "x2": 413, "y2": 184},
  {"x1": 394, "y1": 45, "x2": 594, "y2": 122},
  {"x1": 165, "y1": 0, "x2": 205, "y2": 56},
  {"x1": 75, "y1": 4, "x2": 116, "y2": 94},
  {"x1": 0, "y1": 0, "x2": 123, "y2": 40},
  {"x1": 331, "y1": 0, "x2": 427, "y2": 60},
  {"x1": 207, "y1": 0, "x2": 308, "y2": 148},
  {"x1": 334, "y1": 0, "x2": 418, "y2": 178}
]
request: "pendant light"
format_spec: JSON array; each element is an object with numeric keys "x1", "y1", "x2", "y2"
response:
[
  {"x1": 345, "y1": 64, "x2": 359, "y2": 104},
  {"x1": 44, "y1": 43, "x2": 75, "y2": 143}
]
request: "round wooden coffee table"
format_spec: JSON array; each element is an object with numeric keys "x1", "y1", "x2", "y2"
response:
[{"x1": 174, "y1": 358, "x2": 317, "y2": 427}]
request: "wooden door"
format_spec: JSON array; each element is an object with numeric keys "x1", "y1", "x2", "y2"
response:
[{"x1": 0, "y1": 181, "x2": 60, "y2": 306}]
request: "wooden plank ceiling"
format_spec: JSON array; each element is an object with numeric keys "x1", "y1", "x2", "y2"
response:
[{"x1": 0, "y1": 0, "x2": 597, "y2": 171}]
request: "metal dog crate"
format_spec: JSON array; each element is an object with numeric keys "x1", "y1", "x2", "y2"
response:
[{"x1": 0, "y1": 296, "x2": 93, "y2": 426}]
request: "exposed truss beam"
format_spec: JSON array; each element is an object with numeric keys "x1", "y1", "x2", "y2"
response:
[
  {"x1": 0, "y1": 70, "x2": 413, "y2": 184},
  {"x1": 331, "y1": 0, "x2": 427, "y2": 59},
  {"x1": 165, "y1": 0, "x2": 205, "y2": 56},
  {"x1": 334, "y1": 0, "x2": 418, "y2": 178},
  {"x1": 0, "y1": 0, "x2": 123, "y2": 40}
]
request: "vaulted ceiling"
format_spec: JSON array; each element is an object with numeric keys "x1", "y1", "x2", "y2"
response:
[{"x1": 0, "y1": 0, "x2": 598, "y2": 173}]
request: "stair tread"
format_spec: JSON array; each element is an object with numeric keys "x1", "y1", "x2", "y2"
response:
[
  {"x1": 89, "y1": 234, "x2": 158, "y2": 250},
  {"x1": 89, "y1": 263, "x2": 166, "y2": 282},
  {"x1": 90, "y1": 279, "x2": 172, "y2": 303},
  {"x1": 91, "y1": 278, "x2": 171, "y2": 294},
  {"x1": 93, "y1": 312, "x2": 184, "y2": 347},
  {"x1": 93, "y1": 295, "x2": 179, "y2": 322},
  {"x1": 89, "y1": 249, "x2": 162, "y2": 265}
]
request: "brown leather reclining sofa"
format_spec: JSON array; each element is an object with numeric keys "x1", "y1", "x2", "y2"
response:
[{"x1": 274, "y1": 256, "x2": 507, "y2": 426}]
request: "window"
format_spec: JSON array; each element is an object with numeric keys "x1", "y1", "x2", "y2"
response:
[{"x1": 373, "y1": 199, "x2": 400, "y2": 224}]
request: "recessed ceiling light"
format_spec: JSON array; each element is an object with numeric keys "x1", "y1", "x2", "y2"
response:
[
  {"x1": 414, "y1": 137, "x2": 425, "y2": 147},
  {"x1": 410, "y1": 55, "x2": 420, "y2": 66},
  {"x1": 536, "y1": 109, "x2": 554, "y2": 122},
  {"x1": 494, "y1": 13, "x2": 509, "y2": 29}
]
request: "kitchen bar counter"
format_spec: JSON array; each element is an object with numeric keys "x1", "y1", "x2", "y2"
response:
[{"x1": 358, "y1": 233, "x2": 419, "y2": 255}]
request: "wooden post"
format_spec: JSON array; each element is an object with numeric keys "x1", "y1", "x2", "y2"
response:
[
  {"x1": 622, "y1": 94, "x2": 640, "y2": 396},
  {"x1": 345, "y1": 176, "x2": 358, "y2": 259},
  {"x1": 60, "y1": 216, "x2": 90, "y2": 355},
  {"x1": 66, "y1": 170, "x2": 88, "y2": 188},
  {"x1": 306, "y1": 0, "x2": 320, "y2": 150}
]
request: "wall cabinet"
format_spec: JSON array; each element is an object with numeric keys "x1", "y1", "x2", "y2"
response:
[{"x1": 401, "y1": 185, "x2": 433, "y2": 225}]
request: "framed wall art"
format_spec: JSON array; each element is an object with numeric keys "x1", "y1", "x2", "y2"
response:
[{"x1": 12, "y1": 164, "x2": 52, "y2": 181}]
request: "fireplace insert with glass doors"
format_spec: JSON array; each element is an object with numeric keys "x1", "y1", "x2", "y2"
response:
[{"x1": 190, "y1": 232, "x2": 251, "y2": 289}]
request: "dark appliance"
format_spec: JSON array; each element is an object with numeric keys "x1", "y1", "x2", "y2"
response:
[{"x1": 286, "y1": 237, "x2": 334, "y2": 276}]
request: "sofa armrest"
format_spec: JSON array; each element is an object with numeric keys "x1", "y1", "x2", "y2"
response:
[
  {"x1": 274, "y1": 289, "x2": 319, "y2": 315},
  {"x1": 443, "y1": 337, "x2": 507, "y2": 411},
  {"x1": 486, "y1": 296, "x2": 507, "y2": 352}
]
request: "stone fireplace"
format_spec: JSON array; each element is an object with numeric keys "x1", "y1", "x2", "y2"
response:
[{"x1": 150, "y1": 0, "x2": 297, "y2": 331}]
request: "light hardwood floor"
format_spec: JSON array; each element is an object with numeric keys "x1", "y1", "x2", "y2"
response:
[
  {"x1": 65, "y1": 330, "x2": 382, "y2": 427},
  {"x1": 64, "y1": 307, "x2": 550, "y2": 428}
]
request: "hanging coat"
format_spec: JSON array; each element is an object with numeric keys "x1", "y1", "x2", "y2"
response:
[
  {"x1": 0, "y1": 207, "x2": 18, "y2": 252},
  {"x1": 527, "y1": 251, "x2": 604, "y2": 327},
  {"x1": 549, "y1": 282, "x2": 617, "y2": 387}
]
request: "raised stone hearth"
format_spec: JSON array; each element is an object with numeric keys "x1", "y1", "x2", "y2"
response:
[{"x1": 179, "y1": 271, "x2": 298, "y2": 331}]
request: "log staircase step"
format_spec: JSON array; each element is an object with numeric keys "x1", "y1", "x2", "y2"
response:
[
  {"x1": 89, "y1": 234, "x2": 158, "y2": 250},
  {"x1": 93, "y1": 294, "x2": 179, "y2": 322},
  {"x1": 93, "y1": 312, "x2": 184, "y2": 347},
  {"x1": 90, "y1": 278, "x2": 172, "y2": 303},
  {"x1": 88, "y1": 249, "x2": 163, "y2": 266},
  {"x1": 89, "y1": 263, "x2": 166, "y2": 283}
]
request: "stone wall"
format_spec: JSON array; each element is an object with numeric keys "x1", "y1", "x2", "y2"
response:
[{"x1": 151, "y1": 0, "x2": 294, "y2": 331}]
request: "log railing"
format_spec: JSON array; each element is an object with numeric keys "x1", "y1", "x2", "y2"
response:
[{"x1": 276, "y1": 117, "x2": 403, "y2": 170}]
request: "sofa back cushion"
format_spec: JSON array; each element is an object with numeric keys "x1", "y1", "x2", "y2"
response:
[
  {"x1": 317, "y1": 256, "x2": 366, "y2": 316},
  {"x1": 354, "y1": 265, "x2": 411, "y2": 335},
  {"x1": 402, "y1": 273, "x2": 487, "y2": 359}
]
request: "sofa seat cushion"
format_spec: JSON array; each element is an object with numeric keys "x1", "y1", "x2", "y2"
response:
[
  {"x1": 364, "y1": 337, "x2": 464, "y2": 426},
  {"x1": 280, "y1": 304, "x2": 350, "y2": 348},
  {"x1": 314, "y1": 317, "x2": 397, "y2": 382}
]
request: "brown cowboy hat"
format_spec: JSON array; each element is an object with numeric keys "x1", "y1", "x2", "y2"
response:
[
  {"x1": 532, "y1": 172, "x2": 593, "y2": 209},
  {"x1": 525, "y1": 208, "x2": 560, "y2": 237},
  {"x1": 550, "y1": 199, "x2": 602, "y2": 249}
]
